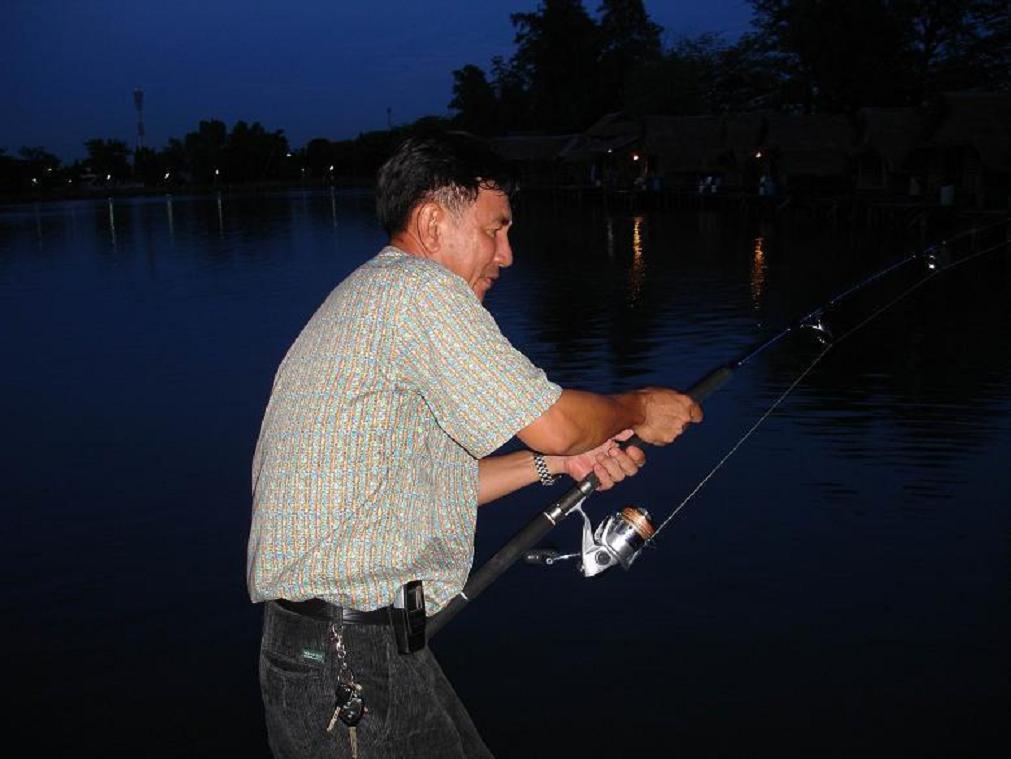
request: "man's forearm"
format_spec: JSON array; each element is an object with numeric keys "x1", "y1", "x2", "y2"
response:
[
  {"x1": 477, "y1": 450, "x2": 563, "y2": 505},
  {"x1": 517, "y1": 389, "x2": 645, "y2": 456},
  {"x1": 518, "y1": 386, "x2": 701, "y2": 456}
]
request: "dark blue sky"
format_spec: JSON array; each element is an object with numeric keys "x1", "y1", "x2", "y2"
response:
[{"x1": 3, "y1": 1, "x2": 753, "y2": 161}]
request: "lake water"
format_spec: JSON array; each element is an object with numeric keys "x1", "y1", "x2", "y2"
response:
[{"x1": 1, "y1": 190, "x2": 1008, "y2": 757}]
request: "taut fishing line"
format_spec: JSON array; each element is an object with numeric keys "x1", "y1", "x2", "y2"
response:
[{"x1": 647, "y1": 234, "x2": 1009, "y2": 546}]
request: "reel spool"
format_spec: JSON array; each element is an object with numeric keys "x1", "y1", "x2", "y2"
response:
[{"x1": 583, "y1": 505, "x2": 655, "y2": 576}]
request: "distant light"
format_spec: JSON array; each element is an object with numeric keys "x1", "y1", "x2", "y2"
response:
[
  {"x1": 31, "y1": 177, "x2": 38, "y2": 185},
  {"x1": 329, "y1": 164, "x2": 335, "y2": 172},
  {"x1": 46, "y1": 167, "x2": 53, "y2": 173},
  {"x1": 106, "y1": 174, "x2": 111, "y2": 181},
  {"x1": 286, "y1": 152, "x2": 292, "y2": 158},
  {"x1": 164, "y1": 172, "x2": 171, "y2": 180},
  {"x1": 607, "y1": 148, "x2": 613, "y2": 154},
  {"x1": 755, "y1": 151, "x2": 763, "y2": 159},
  {"x1": 632, "y1": 153, "x2": 640, "y2": 162},
  {"x1": 68, "y1": 179, "x2": 72, "y2": 184},
  {"x1": 214, "y1": 168, "x2": 220, "y2": 176}
]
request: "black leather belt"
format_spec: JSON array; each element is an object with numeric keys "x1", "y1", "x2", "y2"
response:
[{"x1": 275, "y1": 598, "x2": 393, "y2": 625}]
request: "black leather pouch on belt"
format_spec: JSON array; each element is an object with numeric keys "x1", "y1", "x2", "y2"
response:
[{"x1": 391, "y1": 580, "x2": 426, "y2": 653}]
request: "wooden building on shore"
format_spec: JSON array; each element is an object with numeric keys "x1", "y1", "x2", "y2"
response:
[{"x1": 491, "y1": 91, "x2": 1011, "y2": 211}]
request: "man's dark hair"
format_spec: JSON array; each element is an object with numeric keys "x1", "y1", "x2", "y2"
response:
[{"x1": 376, "y1": 131, "x2": 510, "y2": 236}]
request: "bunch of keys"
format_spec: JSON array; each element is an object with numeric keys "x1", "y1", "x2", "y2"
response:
[{"x1": 326, "y1": 623, "x2": 366, "y2": 757}]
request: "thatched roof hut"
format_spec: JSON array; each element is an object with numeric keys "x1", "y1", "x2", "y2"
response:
[
  {"x1": 491, "y1": 135, "x2": 571, "y2": 163},
  {"x1": 490, "y1": 134, "x2": 574, "y2": 188},
  {"x1": 927, "y1": 92, "x2": 1011, "y2": 173},
  {"x1": 641, "y1": 115, "x2": 724, "y2": 174},
  {"x1": 852, "y1": 107, "x2": 927, "y2": 191},
  {"x1": 762, "y1": 113, "x2": 853, "y2": 177},
  {"x1": 724, "y1": 113, "x2": 765, "y2": 167},
  {"x1": 559, "y1": 112, "x2": 641, "y2": 161},
  {"x1": 854, "y1": 108, "x2": 926, "y2": 170}
]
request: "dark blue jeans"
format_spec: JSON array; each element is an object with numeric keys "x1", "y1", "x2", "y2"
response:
[{"x1": 259, "y1": 600, "x2": 494, "y2": 758}]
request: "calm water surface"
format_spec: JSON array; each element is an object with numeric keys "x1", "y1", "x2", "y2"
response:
[{"x1": 1, "y1": 190, "x2": 1008, "y2": 757}]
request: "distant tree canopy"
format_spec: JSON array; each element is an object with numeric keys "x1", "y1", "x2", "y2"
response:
[
  {"x1": 750, "y1": 0, "x2": 1010, "y2": 111},
  {"x1": 164, "y1": 119, "x2": 292, "y2": 184},
  {"x1": 4, "y1": 0, "x2": 1007, "y2": 195},
  {"x1": 449, "y1": 0, "x2": 1010, "y2": 134}
]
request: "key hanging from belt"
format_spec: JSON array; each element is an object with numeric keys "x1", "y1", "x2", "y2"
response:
[{"x1": 326, "y1": 622, "x2": 365, "y2": 757}]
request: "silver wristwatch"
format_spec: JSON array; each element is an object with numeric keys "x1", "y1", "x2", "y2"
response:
[{"x1": 532, "y1": 453, "x2": 558, "y2": 486}]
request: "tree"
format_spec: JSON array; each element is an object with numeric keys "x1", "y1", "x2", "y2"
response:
[
  {"x1": 184, "y1": 119, "x2": 227, "y2": 183},
  {"x1": 509, "y1": 0, "x2": 603, "y2": 131},
  {"x1": 132, "y1": 146, "x2": 162, "y2": 186},
  {"x1": 224, "y1": 120, "x2": 289, "y2": 182},
  {"x1": 159, "y1": 138, "x2": 187, "y2": 178},
  {"x1": 749, "y1": 0, "x2": 910, "y2": 111},
  {"x1": 490, "y1": 55, "x2": 528, "y2": 130},
  {"x1": 598, "y1": 0, "x2": 663, "y2": 112},
  {"x1": 84, "y1": 138, "x2": 131, "y2": 180},
  {"x1": 449, "y1": 64, "x2": 499, "y2": 135},
  {"x1": 748, "y1": 0, "x2": 1010, "y2": 111},
  {"x1": 18, "y1": 146, "x2": 60, "y2": 169},
  {"x1": 899, "y1": 0, "x2": 1010, "y2": 96}
]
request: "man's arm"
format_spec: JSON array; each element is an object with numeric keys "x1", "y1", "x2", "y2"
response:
[
  {"x1": 517, "y1": 387, "x2": 702, "y2": 456},
  {"x1": 477, "y1": 434, "x2": 645, "y2": 506}
]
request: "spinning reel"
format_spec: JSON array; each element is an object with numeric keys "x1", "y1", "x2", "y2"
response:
[{"x1": 524, "y1": 504, "x2": 655, "y2": 577}]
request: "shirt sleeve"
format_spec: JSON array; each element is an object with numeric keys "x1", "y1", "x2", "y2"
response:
[{"x1": 398, "y1": 268, "x2": 562, "y2": 459}]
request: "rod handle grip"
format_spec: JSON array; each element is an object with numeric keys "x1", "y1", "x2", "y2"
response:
[{"x1": 687, "y1": 365, "x2": 734, "y2": 403}]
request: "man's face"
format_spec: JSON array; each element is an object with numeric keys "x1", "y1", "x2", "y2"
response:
[{"x1": 437, "y1": 187, "x2": 513, "y2": 302}]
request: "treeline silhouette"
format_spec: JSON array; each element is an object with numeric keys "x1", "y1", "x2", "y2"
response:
[
  {"x1": 3, "y1": 0, "x2": 1007, "y2": 196},
  {"x1": 450, "y1": 0, "x2": 1008, "y2": 135}
]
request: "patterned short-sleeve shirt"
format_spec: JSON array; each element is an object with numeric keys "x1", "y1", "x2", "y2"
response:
[{"x1": 247, "y1": 246, "x2": 561, "y2": 612}]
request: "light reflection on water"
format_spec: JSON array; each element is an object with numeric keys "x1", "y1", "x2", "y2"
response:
[
  {"x1": 0, "y1": 191, "x2": 1008, "y2": 756},
  {"x1": 751, "y1": 234, "x2": 766, "y2": 308}
]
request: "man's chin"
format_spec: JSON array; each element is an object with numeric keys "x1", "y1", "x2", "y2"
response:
[{"x1": 474, "y1": 280, "x2": 494, "y2": 301}]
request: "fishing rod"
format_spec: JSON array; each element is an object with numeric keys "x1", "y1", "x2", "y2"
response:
[{"x1": 427, "y1": 219, "x2": 1009, "y2": 638}]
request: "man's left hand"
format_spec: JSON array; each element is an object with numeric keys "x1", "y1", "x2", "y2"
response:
[{"x1": 559, "y1": 429, "x2": 645, "y2": 490}]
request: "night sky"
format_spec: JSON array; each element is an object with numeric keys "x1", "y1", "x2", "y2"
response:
[{"x1": 3, "y1": 1, "x2": 753, "y2": 162}]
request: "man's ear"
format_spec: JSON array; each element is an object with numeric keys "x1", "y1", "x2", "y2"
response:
[{"x1": 415, "y1": 201, "x2": 443, "y2": 253}]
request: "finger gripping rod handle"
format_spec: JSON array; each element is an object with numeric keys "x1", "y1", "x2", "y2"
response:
[
  {"x1": 426, "y1": 364, "x2": 735, "y2": 638},
  {"x1": 578, "y1": 364, "x2": 732, "y2": 490}
]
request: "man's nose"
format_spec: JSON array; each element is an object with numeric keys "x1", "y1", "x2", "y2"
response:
[{"x1": 497, "y1": 234, "x2": 513, "y2": 268}]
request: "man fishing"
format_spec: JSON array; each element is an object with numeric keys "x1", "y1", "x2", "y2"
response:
[{"x1": 246, "y1": 131, "x2": 702, "y2": 758}]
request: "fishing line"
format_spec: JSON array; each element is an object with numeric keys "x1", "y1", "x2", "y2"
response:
[
  {"x1": 429, "y1": 223, "x2": 1009, "y2": 635},
  {"x1": 647, "y1": 236, "x2": 1009, "y2": 544},
  {"x1": 649, "y1": 343, "x2": 832, "y2": 542}
]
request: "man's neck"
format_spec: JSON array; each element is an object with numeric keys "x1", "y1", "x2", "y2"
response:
[{"x1": 389, "y1": 232, "x2": 431, "y2": 260}]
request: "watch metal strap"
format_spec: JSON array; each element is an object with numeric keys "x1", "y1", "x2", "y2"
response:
[{"x1": 532, "y1": 453, "x2": 558, "y2": 486}]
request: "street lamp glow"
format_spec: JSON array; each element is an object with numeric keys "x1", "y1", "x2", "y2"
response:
[
  {"x1": 214, "y1": 168, "x2": 220, "y2": 176},
  {"x1": 329, "y1": 165, "x2": 335, "y2": 172},
  {"x1": 164, "y1": 172, "x2": 171, "y2": 180},
  {"x1": 755, "y1": 151, "x2": 763, "y2": 159},
  {"x1": 106, "y1": 174, "x2": 112, "y2": 181},
  {"x1": 632, "y1": 153, "x2": 640, "y2": 162}
]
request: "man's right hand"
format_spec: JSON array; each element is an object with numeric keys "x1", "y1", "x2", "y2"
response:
[{"x1": 632, "y1": 387, "x2": 703, "y2": 445}]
